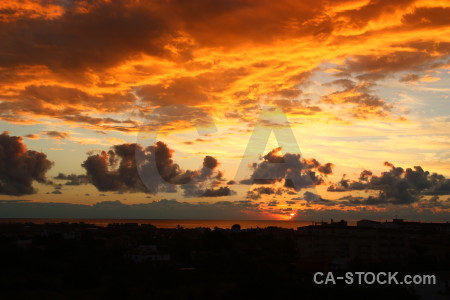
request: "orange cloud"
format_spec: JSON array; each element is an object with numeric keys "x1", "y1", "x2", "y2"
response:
[{"x1": 0, "y1": 0, "x2": 449, "y2": 133}]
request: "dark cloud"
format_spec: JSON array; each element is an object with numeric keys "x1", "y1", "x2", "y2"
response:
[
  {"x1": 138, "y1": 104, "x2": 216, "y2": 133},
  {"x1": 322, "y1": 80, "x2": 392, "y2": 118},
  {"x1": 331, "y1": 42, "x2": 450, "y2": 93},
  {"x1": 201, "y1": 155, "x2": 219, "y2": 177},
  {"x1": 54, "y1": 173, "x2": 88, "y2": 186},
  {"x1": 15, "y1": 84, "x2": 135, "y2": 114},
  {"x1": 82, "y1": 141, "x2": 233, "y2": 197},
  {"x1": 240, "y1": 147, "x2": 333, "y2": 191},
  {"x1": 0, "y1": 0, "x2": 336, "y2": 73},
  {"x1": 302, "y1": 191, "x2": 334, "y2": 206},
  {"x1": 44, "y1": 131, "x2": 69, "y2": 139},
  {"x1": 270, "y1": 88, "x2": 302, "y2": 99},
  {"x1": 0, "y1": 0, "x2": 333, "y2": 127},
  {"x1": 180, "y1": 155, "x2": 233, "y2": 197},
  {"x1": 417, "y1": 196, "x2": 450, "y2": 209},
  {"x1": 82, "y1": 142, "x2": 174, "y2": 193},
  {"x1": 24, "y1": 134, "x2": 39, "y2": 139},
  {"x1": 269, "y1": 96, "x2": 323, "y2": 117},
  {"x1": 246, "y1": 186, "x2": 283, "y2": 200},
  {"x1": 0, "y1": 0, "x2": 449, "y2": 128},
  {"x1": 422, "y1": 173, "x2": 450, "y2": 196},
  {"x1": 340, "y1": 51, "x2": 444, "y2": 77},
  {"x1": 327, "y1": 175, "x2": 368, "y2": 192},
  {"x1": 0, "y1": 85, "x2": 138, "y2": 132},
  {"x1": 359, "y1": 170, "x2": 373, "y2": 181},
  {"x1": 0, "y1": 199, "x2": 262, "y2": 219},
  {"x1": 399, "y1": 74, "x2": 420, "y2": 82},
  {"x1": 317, "y1": 162, "x2": 334, "y2": 175},
  {"x1": 334, "y1": 0, "x2": 415, "y2": 32},
  {"x1": 402, "y1": 7, "x2": 450, "y2": 27},
  {"x1": 325, "y1": 40, "x2": 450, "y2": 118},
  {"x1": 267, "y1": 200, "x2": 278, "y2": 207},
  {"x1": 0, "y1": 131, "x2": 53, "y2": 195},
  {"x1": 401, "y1": 40, "x2": 450, "y2": 55},
  {"x1": 137, "y1": 77, "x2": 209, "y2": 106},
  {"x1": 202, "y1": 186, "x2": 234, "y2": 197},
  {"x1": 175, "y1": 0, "x2": 335, "y2": 46},
  {"x1": 327, "y1": 162, "x2": 450, "y2": 205},
  {"x1": 0, "y1": 1, "x2": 173, "y2": 72}
]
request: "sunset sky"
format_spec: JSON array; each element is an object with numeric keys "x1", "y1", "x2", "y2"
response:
[{"x1": 0, "y1": 0, "x2": 449, "y2": 221}]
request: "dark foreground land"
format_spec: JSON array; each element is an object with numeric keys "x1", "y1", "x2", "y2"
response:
[{"x1": 0, "y1": 220, "x2": 449, "y2": 300}]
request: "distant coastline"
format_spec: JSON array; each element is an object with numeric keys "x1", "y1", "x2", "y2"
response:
[{"x1": 0, "y1": 218, "x2": 319, "y2": 229}]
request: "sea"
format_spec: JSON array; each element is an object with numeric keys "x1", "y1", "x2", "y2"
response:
[{"x1": 0, "y1": 218, "x2": 324, "y2": 229}]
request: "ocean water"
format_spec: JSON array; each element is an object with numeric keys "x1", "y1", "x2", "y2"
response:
[{"x1": 0, "y1": 218, "x2": 316, "y2": 229}]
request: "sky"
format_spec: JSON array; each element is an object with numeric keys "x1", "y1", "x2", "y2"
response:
[{"x1": 0, "y1": 0, "x2": 449, "y2": 221}]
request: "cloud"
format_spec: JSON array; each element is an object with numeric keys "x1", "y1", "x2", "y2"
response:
[
  {"x1": 82, "y1": 141, "x2": 233, "y2": 197},
  {"x1": 0, "y1": 1, "x2": 174, "y2": 72},
  {"x1": 137, "y1": 69, "x2": 248, "y2": 106},
  {"x1": 0, "y1": 0, "x2": 327, "y2": 130},
  {"x1": 317, "y1": 162, "x2": 334, "y2": 175},
  {"x1": 54, "y1": 173, "x2": 88, "y2": 186},
  {"x1": 0, "y1": 0, "x2": 449, "y2": 131},
  {"x1": 417, "y1": 196, "x2": 450, "y2": 210},
  {"x1": 303, "y1": 191, "x2": 332, "y2": 204},
  {"x1": 402, "y1": 7, "x2": 450, "y2": 27},
  {"x1": 137, "y1": 104, "x2": 217, "y2": 134},
  {"x1": 240, "y1": 147, "x2": 333, "y2": 191},
  {"x1": 180, "y1": 155, "x2": 233, "y2": 197},
  {"x1": 267, "y1": 200, "x2": 278, "y2": 207},
  {"x1": 82, "y1": 143, "x2": 156, "y2": 193},
  {"x1": 0, "y1": 1, "x2": 64, "y2": 22},
  {"x1": 342, "y1": 52, "x2": 440, "y2": 76},
  {"x1": 0, "y1": 131, "x2": 53, "y2": 195},
  {"x1": 246, "y1": 186, "x2": 283, "y2": 200},
  {"x1": 43, "y1": 131, "x2": 69, "y2": 140},
  {"x1": 0, "y1": 199, "x2": 264, "y2": 220},
  {"x1": 0, "y1": 0, "x2": 331, "y2": 77},
  {"x1": 327, "y1": 162, "x2": 450, "y2": 205},
  {"x1": 272, "y1": 99, "x2": 322, "y2": 116},
  {"x1": 400, "y1": 74, "x2": 420, "y2": 82},
  {"x1": 359, "y1": 170, "x2": 373, "y2": 180},
  {"x1": 333, "y1": 0, "x2": 415, "y2": 31},
  {"x1": 201, "y1": 155, "x2": 219, "y2": 176},
  {"x1": 422, "y1": 173, "x2": 450, "y2": 196},
  {"x1": 24, "y1": 134, "x2": 40, "y2": 140},
  {"x1": 202, "y1": 186, "x2": 234, "y2": 197},
  {"x1": 323, "y1": 38, "x2": 450, "y2": 119},
  {"x1": 322, "y1": 80, "x2": 392, "y2": 118},
  {"x1": 0, "y1": 85, "x2": 138, "y2": 132}
]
